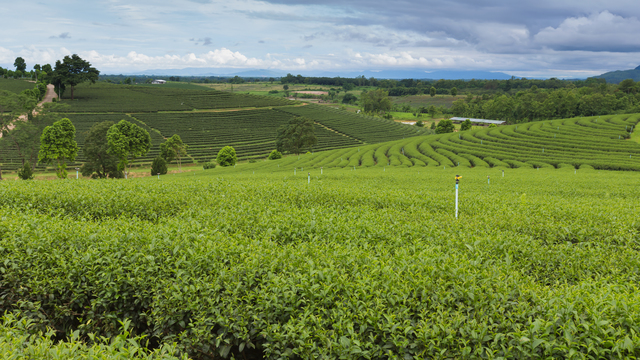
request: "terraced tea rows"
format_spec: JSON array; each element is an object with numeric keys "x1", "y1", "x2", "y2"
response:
[
  {"x1": 250, "y1": 114, "x2": 640, "y2": 172},
  {"x1": 61, "y1": 83, "x2": 293, "y2": 112},
  {"x1": 275, "y1": 104, "x2": 428, "y2": 143},
  {"x1": 133, "y1": 110, "x2": 362, "y2": 162}
]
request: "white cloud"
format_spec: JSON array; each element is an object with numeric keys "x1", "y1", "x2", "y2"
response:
[{"x1": 534, "y1": 11, "x2": 640, "y2": 52}]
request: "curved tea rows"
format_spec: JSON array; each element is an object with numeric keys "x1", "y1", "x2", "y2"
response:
[{"x1": 251, "y1": 114, "x2": 640, "y2": 171}]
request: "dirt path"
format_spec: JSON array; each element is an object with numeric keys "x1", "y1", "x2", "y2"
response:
[{"x1": 1, "y1": 84, "x2": 57, "y2": 137}]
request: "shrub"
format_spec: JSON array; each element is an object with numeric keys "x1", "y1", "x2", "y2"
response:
[
  {"x1": 460, "y1": 119, "x2": 472, "y2": 131},
  {"x1": 416, "y1": 120, "x2": 424, "y2": 127},
  {"x1": 435, "y1": 119, "x2": 455, "y2": 134},
  {"x1": 430, "y1": 121, "x2": 436, "y2": 130},
  {"x1": 202, "y1": 162, "x2": 217, "y2": 170},
  {"x1": 150, "y1": 156, "x2": 167, "y2": 176},
  {"x1": 268, "y1": 90, "x2": 279, "y2": 94},
  {"x1": 17, "y1": 162, "x2": 35, "y2": 180},
  {"x1": 268, "y1": 150, "x2": 282, "y2": 160},
  {"x1": 216, "y1": 146, "x2": 237, "y2": 166}
]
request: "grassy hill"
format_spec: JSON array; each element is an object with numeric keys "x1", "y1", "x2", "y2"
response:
[
  {"x1": 0, "y1": 78, "x2": 37, "y2": 93},
  {"x1": 244, "y1": 114, "x2": 640, "y2": 172},
  {"x1": 596, "y1": 65, "x2": 640, "y2": 84}
]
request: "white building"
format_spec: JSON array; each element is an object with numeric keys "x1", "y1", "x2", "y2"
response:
[{"x1": 151, "y1": 80, "x2": 166, "y2": 84}]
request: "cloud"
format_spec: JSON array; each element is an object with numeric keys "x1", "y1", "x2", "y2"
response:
[
  {"x1": 49, "y1": 32, "x2": 71, "y2": 39},
  {"x1": 534, "y1": 11, "x2": 640, "y2": 52},
  {"x1": 258, "y1": 40, "x2": 265, "y2": 43},
  {"x1": 202, "y1": 37, "x2": 212, "y2": 46}
]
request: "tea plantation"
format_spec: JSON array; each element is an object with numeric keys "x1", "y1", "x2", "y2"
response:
[
  {"x1": 1, "y1": 166, "x2": 640, "y2": 359},
  {"x1": 252, "y1": 114, "x2": 640, "y2": 171}
]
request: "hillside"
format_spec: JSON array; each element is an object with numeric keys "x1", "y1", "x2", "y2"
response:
[
  {"x1": 596, "y1": 65, "x2": 640, "y2": 84},
  {"x1": 244, "y1": 114, "x2": 640, "y2": 172},
  {"x1": 0, "y1": 82, "x2": 428, "y2": 171}
]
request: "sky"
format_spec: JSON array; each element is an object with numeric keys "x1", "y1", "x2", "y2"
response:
[{"x1": 2, "y1": 0, "x2": 640, "y2": 78}]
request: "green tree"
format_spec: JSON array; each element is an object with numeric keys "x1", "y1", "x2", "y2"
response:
[
  {"x1": 435, "y1": 119, "x2": 455, "y2": 134},
  {"x1": 216, "y1": 146, "x2": 237, "y2": 166},
  {"x1": 415, "y1": 120, "x2": 424, "y2": 127},
  {"x1": 430, "y1": 87, "x2": 436, "y2": 97},
  {"x1": 360, "y1": 89, "x2": 391, "y2": 114},
  {"x1": 342, "y1": 93, "x2": 357, "y2": 104},
  {"x1": 80, "y1": 121, "x2": 123, "y2": 179},
  {"x1": 107, "y1": 120, "x2": 151, "y2": 178},
  {"x1": 428, "y1": 105, "x2": 437, "y2": 118},
  {"x1": 160, "y1": 134, "x2": 188, "y2": 172},
  {"x1": 17, "y1": 161, "x2": 35, "y2": 180},
  {"x1": 14, "y1": 57, "x2": 26, "y2": 73},
  {"x1": 450, "y1": 87, "x2": 458, "y2": 96},
  {"x1": 430, "y1": 121, "x2": 436, "y2": 130},
  {"x1": 268, "y1": 149, "x2": 282, "y2": 160},
  {"x1": 283, "y1": 84, "x2": 289, "y2": 91},
  {"x1": 460, "y1": 119, "x2": 472, "y2": 131},
  {"x1": 343, "y1": 83, "x2": 355, "y2": 91},
  {"x1": 276, "y1": 116, "x2": 318, "y2": 155},
  {"x1": 151, "y1": 156, "x2": 168, "y2": 176},
  {"x1": 38, "y1": 118, "x2": 79, "y2": 178},
  {"x1": 53, "y1": 54, "x2": 100, "y2": 100}
]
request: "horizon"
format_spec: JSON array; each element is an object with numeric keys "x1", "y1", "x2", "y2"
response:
[{"x1": 3, "y1": 1, "x2": 640, "y2": 78}]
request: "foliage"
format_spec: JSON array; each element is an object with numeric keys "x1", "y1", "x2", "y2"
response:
[
  {"x1": 80, "y1": 121, "x2": 123, "y2": 179},
  {"x1": 460, "y1": 119, "x2": 472, "y2": 131},
  {"x1": 435, "y1": 119, "x2": 455, "y2": 134},
  {"x1": 216, "y1": 146, "x2": 237, "y2": 166},
  {"x1": 360, "y1": 88, "x2": 391, "y2": 114},
  {"x1": 38, "y1": 118, "x2": 79, "y2": 178},
  {"x1": 2, "y1": 167, "x2": 640, "y2": 359},
  {"x1": 17, "y1": 161, "x2": 35, "y2": 180},
  {"x1": 107, "y1": 120, "x2": 151, "y2": 176},
  {"x1": 415, "y1": 120, "x2": 424, "y2": 127},
  {"x1": 13, "y1": 57, "x2": 26, "y2": 72},
  {"x1": 430, "y1": 121, "x2": 436, "y2": 130},
  {"x1": 202, "y1": 161, "x2": 217, "y2": 169},
  {"x1": 275, "y1": 116, "x2": 318, "y2": 155},
  {"x1": 160, "y1": 134, "x2": 188, "y2": 171},
  {"x1": 429, "y1": 86, "x2": 436, "y2": 97},
  {"x1": 53, "y1": 54, "x2": 100, "y2": 100},
  {"x1": 151, "y1": 156, "x2": 168, "y2": 176},
  {"x1": 342, "y1": 93, "x2": 357, "y2": 104},
  {"x1": 450, "y1": 87, "x2": 458, "y2": 96},
  {"x1": 268, "y1": 149, "x2": 282, "y2": 160}
]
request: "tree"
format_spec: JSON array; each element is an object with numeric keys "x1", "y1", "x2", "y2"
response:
[
  {"x1": 451, "y1": 87, "x2": 458, "y2": 96},
  {"x1": 343, "y1": 83, "x2": 355, "y2": 91},
  {"x1": 80, "y1": 121, "x2": 123, "y2": 179},
  {"x1": 342, "y1": 93, "x2": 357, "y2": 104},
  {"x1": 107, "y1": 120, "x2": 151, "y2": 178},
  {"x1": 415, "y1": 120, "x2": 424, "y2": 127},
  {"x1": 283, "y1": 84, "x2": 289, "y2": 91},
  {"x1": 53, "y1": 54, "x2": 100, "y2": 100},
  {"x1": 14, "y1": 57, "x2": 26, "y2": 73},
  {"x1": 360, "y1": 89, "x2": 391, "y2": 114},
  {"x1": 160, "y1": 134, "x2": 188, "y2": 172},
  {"x1": 38, "y1": 118, "x2": 79, "y2": 178},
  {"x1": 17, "y1": 161, "x2": 35, "y2": 180},
  {"x1": 430, "y1": 121, "x2": 436, "y2": 130},
  {"x1": 435, "y1": 119, "x2": 455, "y2": 134},
  {"x1": 268, "y1": 149, "x2": 282, "y2": 160},
  {"x1": 428, "y1": 105, "x2": 437, "y2": 118},
  {"x1": 430, "y1": 87, "x2": 436, "y2": 97},
  {"x1": 216, "y1": 146, "x2": 237, "y2": 166},
  {"x1": 460, "y1": 119, "x2": 472, "y2": 131},
  {"x1": 151, "y1": 156, "x2": 168, "y2": 176},
  {"x1": 275, "y1": 116, "x2": 318, "y2": 155}
]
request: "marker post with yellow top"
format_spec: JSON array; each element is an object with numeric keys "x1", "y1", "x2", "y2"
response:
[{"x1": 455, "y1": 175, "x2": 462, "y2": 219}]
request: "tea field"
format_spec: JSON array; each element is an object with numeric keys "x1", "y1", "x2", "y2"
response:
[
  {"x1": 1, "y1": 166, "x2": 639, "y2": 359},
  {"x1": 251, "y1": 114, "x2": 640, "y2": 172}
]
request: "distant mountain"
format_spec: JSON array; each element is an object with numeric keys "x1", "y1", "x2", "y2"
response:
[
  {"x1": 595, "y1": 65, "x2": 640, "y2": 84},
  {"x1": 115, "y1": 68, "x2": 518, "y2": 80}
]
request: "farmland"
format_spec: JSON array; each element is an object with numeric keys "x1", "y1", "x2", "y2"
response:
[
  {"x1": 248, "y1": 114, "x2": 640, "y2": 171},
  {"x1": 0, "y1": 78, "x2": 36, "y2": 94},
  {"x1": 2, "y1": 165, "x2": 640, "y2": 359}
]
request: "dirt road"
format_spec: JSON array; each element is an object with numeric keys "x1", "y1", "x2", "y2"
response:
[{"x1": 1, "y1": 84, "x2": 57, "y2": 137}]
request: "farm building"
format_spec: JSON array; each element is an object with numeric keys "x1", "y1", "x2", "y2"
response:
[
  {"x1": 151, "y1": 80, "x2": 167, "y2": 84},
  {"x1": 450, "y1": 117, "x2": 505, "y2": 126}
]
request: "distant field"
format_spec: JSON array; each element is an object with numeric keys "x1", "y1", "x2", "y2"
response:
[
  {"x1": 0, "y1": 78, "x2": 35, "y2": 93},
  {"x1": 392, "y1": 94, "x2": 465, "y2": 108},
  {"x1": 59, "y1": 82, "x2": 293, "y2": 112}
]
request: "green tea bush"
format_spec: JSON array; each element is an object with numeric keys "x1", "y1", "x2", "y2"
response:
[
  {"x1": 17, "y1": 161, "x2": 35, "y2": 180},
  {"x1": 151, "y1": 156, "x2": 168, "y2": 175},
  {"x1": 216, "y1": 146, "x2": 237, "y2": 166},
  {"x1": 202, "y1": 162, "x2": 217, "y2": 169},
  {"x1": 267, "y1": 150, "x2": 282, "y2": 160}
]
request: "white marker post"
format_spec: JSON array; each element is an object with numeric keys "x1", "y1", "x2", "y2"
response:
[
  {"x1": 157, "y1": 173, "x2": 160, "y2": 179},
  {"x1": 502, "y1": 169, "x2": 504, "y2": 177},
  {"x1": 308, "y1": 172, "x2": 310, "y2": 184},
  {"x1": 488, "y1": 175, "x2": 490, "y2": 185},
  {"x1": 455, "y1": 175, "x2": 461, "y2": 219},
  {"x1": 321, "y1": 167, "x2": 323, "y2": 175},
  {"x1": 75, "y1": 167, "x2": 79, "y2": 179}
]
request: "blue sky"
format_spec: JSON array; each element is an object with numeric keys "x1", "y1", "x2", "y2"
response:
[{"x1": 2, "y1": 0, "x2": 640, "y2": 77}]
